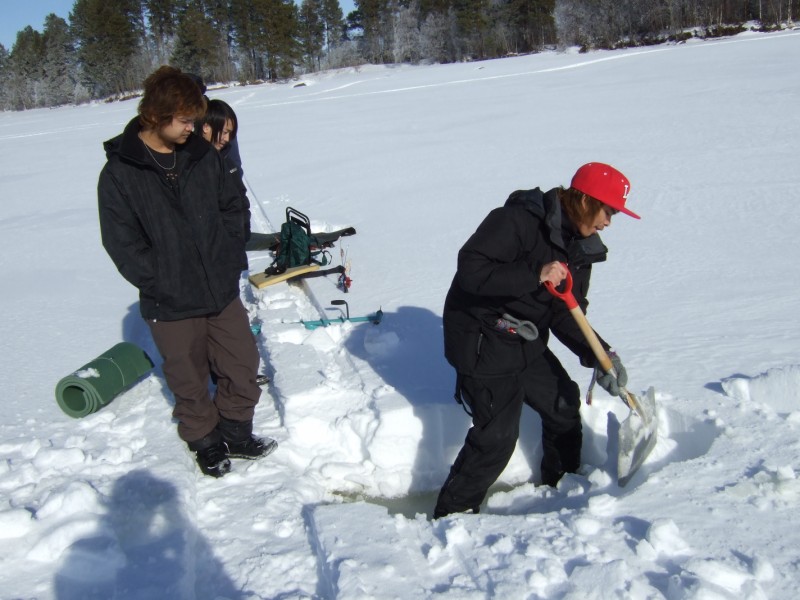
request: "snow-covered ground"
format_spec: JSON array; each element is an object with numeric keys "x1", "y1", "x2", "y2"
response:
[{"x1": 2, "y1": 29, "x2": 800, "y2": 599}]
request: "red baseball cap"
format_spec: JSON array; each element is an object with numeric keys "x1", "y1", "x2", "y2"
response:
[{"x1": 571, "y1": 162, "x2": 640, "y2": 219}]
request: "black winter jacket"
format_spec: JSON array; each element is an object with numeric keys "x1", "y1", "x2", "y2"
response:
[
  {"x1": 98, "y1": 117, "x2": 248, "y2": 321},
  {"x1": 443, "y1": 187, "x2": 609, "y2": 377}
]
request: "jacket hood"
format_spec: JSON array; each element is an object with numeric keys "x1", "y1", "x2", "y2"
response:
[
  {"x1": 504, "y1": 187, "x2": 565, "y2": 250},
  {"x1": 103, "y1": 118, "x2": 144, "y2": 163}
]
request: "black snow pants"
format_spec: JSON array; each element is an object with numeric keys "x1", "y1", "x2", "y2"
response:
[{"x1": 434, "y1": 348, "x2": 582, "y2": 518}]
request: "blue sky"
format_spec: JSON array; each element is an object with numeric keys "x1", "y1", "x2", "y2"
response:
[
  {"x1": 1, "y1": 0, "x2": 357, "y2": 50},
  {"x1": 1, "y1": 0, "x2": 74, "y2": 49}
]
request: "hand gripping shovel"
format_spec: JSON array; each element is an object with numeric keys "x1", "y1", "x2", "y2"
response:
[{"x1": 544, "y1": 267, "x2": 658, "y2": 486}]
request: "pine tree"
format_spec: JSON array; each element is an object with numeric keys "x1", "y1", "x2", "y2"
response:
[
  {"x1": 499, "y1": 0, "x2": 556, "y2": 52},
  {"x1": 231, "y1": 0, "x2": 299, "y2": 81},
  {"x1": 71, "y1": 0, "x2": 144, "y2": 97},
  {"x1": 325, "y1": 1, "x2": 364, "y2": 68},
  {"x1": 0, "y1": 45, "x2": 10, "y2": 110},
  {"x1": 320, "y1": 0, "x2": 346, "y2": 48},
  {"x1": 42, "y1": 15, "x2": 78, "y2": 107},
  {"x1": 230, "y1": 0, "x2": 265, "y2": 80},
  {"x1": 452, "y1": 0, "x2": 491, "y2": 60},
  {"x1": 299, "y1": 0, "x2": 325, "y2": 71},
  {"x1": 203, "y1": 0, "x2": 238, "y2": 81},
  {"x1": 146, "y1": 0, "x2": 179, "y2": 39},
  {"x1": 6, "y1": 27, "x2": 45, "y2": 109},
  {"x1": 262, "y1": 0, "x2": 300, "y2": 80},
  {"x1": 145, "y1": 0, "x2": 179, "y2": 64},
  {"x1": 172, "y1": 6, "x2": 224, "y2": 77},
  {"x1": 356, "y1": 0, "x2": 393, "y2": 63}
]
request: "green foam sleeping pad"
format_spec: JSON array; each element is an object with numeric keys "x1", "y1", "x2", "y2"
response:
[{"x1": 55, "y1": 342, "x2": 155, "y2": 418}]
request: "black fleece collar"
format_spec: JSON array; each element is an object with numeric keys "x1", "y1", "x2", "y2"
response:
[{"x1": 103, "y1": 117, "x2": 211, "y2": 166}]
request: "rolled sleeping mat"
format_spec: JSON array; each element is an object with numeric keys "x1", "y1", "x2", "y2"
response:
[{"x1": 55, "y1": 342, "x2": 155, "y2": 418}]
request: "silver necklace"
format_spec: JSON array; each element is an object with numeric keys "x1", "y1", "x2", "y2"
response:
[{"x1": 141, "y1": 138, "x2": 176, "y2": 171}]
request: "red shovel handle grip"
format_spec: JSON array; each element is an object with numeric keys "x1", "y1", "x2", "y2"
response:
[{"x1": 543, "y1": 265, "x2": 579, "y2": 310}]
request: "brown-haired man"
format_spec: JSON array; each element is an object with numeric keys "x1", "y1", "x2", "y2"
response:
[{"x1": 98, "y1": 66, "x2": 276, "y2": 477}]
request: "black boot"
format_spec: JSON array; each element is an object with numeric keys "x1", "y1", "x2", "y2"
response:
[
  {"x1": 433, "y1": 470, "x2": 482, "y2": 519},
  {"x1": 433, "y1": 505, "x2": 479, "y2": 519},
  {"x1": 218, "y1": 416, "x2": 278, "y2": 460},
  {"x1": 187, "y1": 429, "x2": 231, "y2": 478}
]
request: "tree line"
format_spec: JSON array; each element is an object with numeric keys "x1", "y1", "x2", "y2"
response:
[{"x1": 1, "y1": 0, "x2": 796, "y2": 111}]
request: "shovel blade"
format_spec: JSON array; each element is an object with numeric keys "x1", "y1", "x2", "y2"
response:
[{"x1": 617, "y1": 386, "x2": 658, "y2": 486}]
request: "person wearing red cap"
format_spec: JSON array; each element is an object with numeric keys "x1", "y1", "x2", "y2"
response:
[{"x1": 433, "y1": 162, "x2": 640, "y2": 519}]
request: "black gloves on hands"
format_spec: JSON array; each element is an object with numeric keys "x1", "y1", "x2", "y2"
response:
[{"x1": 596, "y1": 351, "x2": 628, "y2": 397}]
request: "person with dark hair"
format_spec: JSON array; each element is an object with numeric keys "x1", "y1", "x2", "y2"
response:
[
  {"x1": 98, "y1": 66, "x2": 277, "y2": 478},
  {"x1": 197, "y1": 98, "x2": 250, "y2": 242},
  {"x1": 433, "y1": 162, "x2": 640, "y2": 518},
  {"x1": 187, "y1": 74, "x2": 243, "y2": 171},
  {"x1": 198, "y1": 98, "x2": 238, "y2": 150},
  {"x1": 195, "y1": 97, "x2": 271, "y2": 387}
]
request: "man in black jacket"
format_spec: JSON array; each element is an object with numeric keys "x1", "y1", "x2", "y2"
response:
[
  {"x1": 434, "y1": 162, "x2": 640, "y2": 518},
  {"x1": 98, "y1": 66, "x2": 276, "y2": 478}
]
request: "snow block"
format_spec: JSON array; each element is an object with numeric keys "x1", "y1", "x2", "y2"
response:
[{"x1": 309, "y1": 502, "x2": 434, "y2": 598}]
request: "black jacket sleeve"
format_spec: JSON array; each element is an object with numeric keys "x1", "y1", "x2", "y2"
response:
[{"x1": 97, "y1": 165, "x2": 156, "y2": 297}]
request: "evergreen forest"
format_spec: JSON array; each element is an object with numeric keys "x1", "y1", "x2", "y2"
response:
[{"x1": 0, "y1": 0, "x2": 796, "y2": 110}]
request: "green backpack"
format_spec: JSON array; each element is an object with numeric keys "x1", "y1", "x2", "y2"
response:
[{"x1": 267, "y1": 207, "x2": 329, "y2": 275}]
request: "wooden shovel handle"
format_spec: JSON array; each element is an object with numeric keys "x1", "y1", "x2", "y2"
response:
[
  {"x1": 566, "y1": 305, "x2": 615, "y2": 373},
  {"x1": 543, "y1": 267, "x2": 612, "y2": 372},
  {"x1": 545, "y1": 271, "x2": 645, "y2": 416}
]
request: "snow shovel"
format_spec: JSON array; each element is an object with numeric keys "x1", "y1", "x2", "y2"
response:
[{"x1": 544, "y1": 268, "x2": 658, "y2": 486}]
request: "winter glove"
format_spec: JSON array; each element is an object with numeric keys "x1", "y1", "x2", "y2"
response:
[
  {"x1": 595, "y1": 351, "x2": 628, "y2": 397},
  {"x1": 500, "y1": 313, "x2": 539, "y2": 341}
]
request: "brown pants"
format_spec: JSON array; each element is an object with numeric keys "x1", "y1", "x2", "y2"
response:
[{"x1": 147, "y1": 297, "x2": 261, "y2": 443}]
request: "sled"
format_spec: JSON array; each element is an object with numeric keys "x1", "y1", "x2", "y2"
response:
[
  {"x1": 247, "y1": 207, "x2": 356, "y2": 290},
  {"x1": 248, "y1": 264, "x2": 321, "y2": 289},
  {"x1": 544, "y1": 267, "x2": 658, "y2": 486}
]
